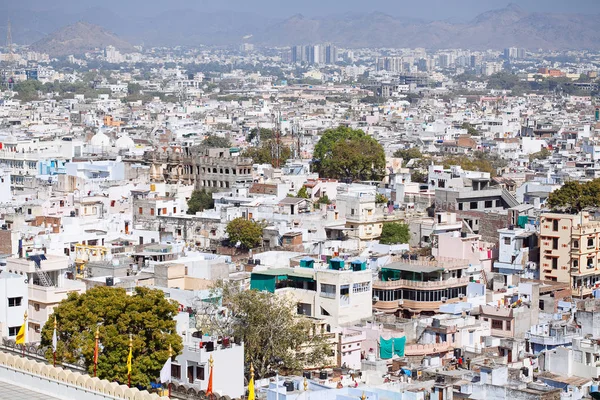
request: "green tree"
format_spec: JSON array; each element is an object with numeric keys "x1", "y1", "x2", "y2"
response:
[
  {"x1": 529, "y1": 147, "x2": 551, "y2": 162},
  {"x1": 127, "y1": 82, "x2": 142, "y2": 96},
  {"x1": 411, "y1": 170, "x2": 428, "y2": 183},
  {"x1": 202, "y1": 135, "x2": 231, "y2": 148},
  {"x1": 187, "y1": 189, "x2": 214, "y2": 214},
  {"x1": 226, "y1": 217, "x2": 263, "y2": 249},
  {"x1": 198, "y1": 283, "x2": 333, "y2": 378},
  {"x1": 461, "y1": 122, "x2": 480, "y2": 136},
  {"x1": 313, "y1": 126, "x2": 385, "y2": 182},
  {"x1": 442, "y1": 155, "x2": 497, "y2": 176},
  {"x1": 547, "y1": 180, "x2": 600, "y2": 214},
  {"x1": 379, "y1": 222, "x2": 410, "y2": 245},
  {"x1": 376, "y1": 193, "x2": 388, "y2": 204},
  {"x1": 247, "y1": 128, "x2": 274, "y2": 142},
  {"x1": 40, "y1": 287, "x2": 182, "y2": 387},
  {"x1": 314, "y1": 194, "x2": 331, "y2": 209},
  {"x1": 242, "y1": 141, "x2": 291, "y2": 167},
  {"x1": 393, "y1": 147, "x2": 422, "y2": 166},
  {"x1": 12, "y1": 80, "x2": 44, "y2": 102},
  {"x1": 296, "y1": 186, "x2": 309, "y2": 199}
]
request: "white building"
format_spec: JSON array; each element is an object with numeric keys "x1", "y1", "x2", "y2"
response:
[
  {"x1": 6, "y1": 254, "x2": 86, "y2": 342},
  {"x1": 0, "y1": 271, "x2": 28, "y2": 340}
]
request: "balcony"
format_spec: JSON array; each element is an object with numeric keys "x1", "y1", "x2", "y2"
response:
[
  {"x1": 525, "y1": 332, "x2": 580, "y2": 346},
  {"x1": 373, "y1": 276, "x2": 470, "y2": 290}
]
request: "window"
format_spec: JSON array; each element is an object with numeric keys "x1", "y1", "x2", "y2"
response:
[
  {"x1": 320, "y1": 284, "x2": 336, "y2": 298},
  {"x1": 352, "y1": 282, "x2": 371, "y2": 293},
  {"x1": 588, "y1": 237, "x2": 595, "y2": 249},
  {"x1": 503, "y1": 237, "x2": 511, "y2": 245},
  {"x1": 495, "y1": 200, "x2": 501, "y2": 207},
  {"x1": 351, "y1": 209, "x2": 355, "y2": 215},
  {"x1": 8, "y1": 297, "x2": 22, "y2": 307},
  {"x1": 552, "y1": 258, "x2": 558, "y2": 270},
  {"x1": 553, "y1": 219, "x2": 559, "y2": 232},
  {"x1": 505, "y1": 321, "x2": 511, "y2": 331},
  {"x1": 173, "y1": 207, "x2": 177, "y2": 214},
  {"x1": 573, "y1": 259, "x2": 579, "y2": 270},
  {"x1": 470, "y1": 201, "x2": 478, "y2": 210},
  {"x1": 552, "y1": 238, "x2": 558, "y2": 250},
  {"x1": 588, "y1": 257, "x2": 594, "y2": 269},
  {"x1": 150, "y1": 208, "x2": 155, "y2": 216},
  {"x1": 458, "y1": 203, "x2": 463, "y2": 211},
  {"x1": 138, "y1": 207, "x2": 143, "y2": 215},
  {"x1": 485, "y1": 200, "x2": 493, "y2": 208},
  {"x1": 491, "y1": 320, "x2": 503, "y2": 330},
  {"x1": 198, "y1": 366, "x2": 205, "y2": 380},
  {"x1": 163, "y1": 208, "x2": 167, "y2": 215},
  {"x1": 574, "y1": 240, "x2": 579, "y2": 248},
  {"x1": 34, "y1": 303, "x2": 40, "y2": 311},
  {"x1": 171, "y1": 364, "x2": 181, "y2": 380},
  {"x1": 8, "y1": 326, "x2": 20, "y2": 336}
]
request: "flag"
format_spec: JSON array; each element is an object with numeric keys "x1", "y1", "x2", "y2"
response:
[
  {"x1": 127, "y1": 346, "x2": 132, "y2": 375},
  {"x1": 15, "y1": 322, "x2": 26, "y2": 345},
  {"x1": 52, "y1": 326, "x2": 57, "y2": 352},
  {"x1": 160, "y1": 357, "x2": 171, "y2": 383},
  {"x1": 248, "y1": 371, "x2": 255, "y2": 400},
  {"x1": 206, "y1": 355, "x2": 214, "y2": 394}
]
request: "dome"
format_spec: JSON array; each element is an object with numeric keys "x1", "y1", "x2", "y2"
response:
[
  {"x1": 90, "y1": 131, "x2": 111, "y2": 147},
  {"x1": 115, "y1": 135, "x2": 135, "y2": 150}
]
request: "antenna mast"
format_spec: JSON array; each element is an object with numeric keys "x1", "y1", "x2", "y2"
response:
[{"x1": 4, "y1": 19, "x2": 14, "y2": 88}]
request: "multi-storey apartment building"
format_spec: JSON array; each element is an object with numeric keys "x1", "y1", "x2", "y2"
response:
[
  {"x1": 6, "y1": 254, "x2": 86, "y2": 342},
  {"x1": 250, "y1": 257, "x2": 372, "y2": 328},
  {"x1": 539, "y1": 212, "x2": 600, "y2": 297}
]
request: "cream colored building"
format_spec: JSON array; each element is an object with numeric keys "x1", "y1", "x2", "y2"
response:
[
  {"x1": 539, "y1": 212, "x2": 600, "y2": 297},
  {"x1": 6, "y1": 254, "x2": 86, "y2": 342}
]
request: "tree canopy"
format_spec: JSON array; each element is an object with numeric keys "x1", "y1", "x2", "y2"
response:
[
  {"x1": 313, "y1": 126, "x2": 385, "y2": 182},
  {"x1": 40, "y1": 286, "x2": 182, "y2": 387},
  {"x1": 547, "y1": 179, "x2": 600, "y2": 214},
  {"x1": 379, "y1": 222, "x2": 410, "y2": 245},
  {"x1": 226, "y1": 217, "x2": 263, "y2": 249},
  {"x1": 197, "y1": 283, "x2": 333, "y2": 378},
  {"x1": 202, "y1": 135, "x2": 231, "y2": 148},
  {"x1": 393, "y1": 148, "x2": 422, "y2": 166},
  {"x1": 296, "y1": 186, "x2": 309, "y2": 199},
  {"x1": 242, "y1": 141, "x2": 291, "y2": 167},
  {"x1": 187, "y1": 189, "x2": 214, "y2": 214}
]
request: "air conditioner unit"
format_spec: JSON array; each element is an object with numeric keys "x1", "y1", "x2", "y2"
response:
[
  {"x1": 372, "y1": 296, "x2": 379, "y2": 302},
  {"x1": 459, "y1": 294, "x2": 465, "y2": 299},
  {"x1": 441, "y1": 297, "x2": 448, "y2": 303}
]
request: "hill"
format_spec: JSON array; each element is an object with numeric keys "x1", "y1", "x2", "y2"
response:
[{"x1": 29, "y1": 21, "x2": 134, "y2": 57}]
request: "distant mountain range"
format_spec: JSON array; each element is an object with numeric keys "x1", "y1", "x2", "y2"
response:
[
  {"x1": 6, "y1": 3, "x2": 600, "y2": 53},
  {"x1": 29, "y1": 22, "x2": 135, "y2": 57}
]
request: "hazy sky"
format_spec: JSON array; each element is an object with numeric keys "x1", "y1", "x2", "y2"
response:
[{"x1": 4, "y1": 0, "x2": 600, "y2": 19}]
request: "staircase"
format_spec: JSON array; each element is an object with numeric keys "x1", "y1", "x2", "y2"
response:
[
  {"x1": 31, "y1": 257, "x2": 54, "y2": 287},
  {"x1": 501, "y1": 188, "x2": 520, "y2": 208}
]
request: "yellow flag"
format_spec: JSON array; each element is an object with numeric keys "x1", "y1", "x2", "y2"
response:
[
  {"x1": 15, "y1": 322, "x2": 26, "y2": 345},
  {"x1": 127, "y1": 346, "x2": 132, "y2": 374},
  {"x1": 248, "y1": 375, "x2": 255, "y2": 400}
]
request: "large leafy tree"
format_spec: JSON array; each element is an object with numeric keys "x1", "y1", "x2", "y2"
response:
[
  {"x1": 393, "y1": 147, "x2": 422, "y2": 166},
  {"x1": 242, "y1": 140, "x2": 291, "y2": 167},
  {"x1": 226, "y1": 217, "x2": 263, "y2": 249},
  {"x1": 197, "y1": 283, "x2": 333, "y2": 378},
  {"x1": 547, "y1": 179, "x2": 600, "y2": 214},
  {"x1": 187, "y1": 188, "x2": 214, "y2": 214},
  {"x1": 202, "y1": 135, "x2": 231, "y2": 148},
  {"x1": 40, "y1": 287, "x2": 182, "y2": 387},
  {"x1": 380, "y1": 222, "x2": 410, "y2": 245},
  {"x1": 313, "y1": 126, "x2": 385, "y2": 181}
]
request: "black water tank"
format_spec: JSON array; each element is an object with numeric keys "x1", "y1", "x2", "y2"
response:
[
  {"x1": 205, "y1": 341, "x2": 214, "y2": 352},
  {"x1": 461, "y1": 232, "x2": 468, "y2": 238},
  {"x1": 105, "y1": 277, "x2": 114, "y2": 286},
  {"x1": 284, "y1": 381, "x2": 294, "y2": 392},
  {"x1": 319, "y1": 371, "x2": 327, "y2": 380},
  {"x1": 302, "y1": 371, "x2": 311, "y2": 379}
]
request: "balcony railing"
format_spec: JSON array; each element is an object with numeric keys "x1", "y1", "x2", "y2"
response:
[{"x1": 374, "y1": 276, "x2": 470, "y2": 290}]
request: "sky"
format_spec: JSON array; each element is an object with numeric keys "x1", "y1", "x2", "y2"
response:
[{"x1": 3, "y1": 0, "x2": 600, "y2": 19}]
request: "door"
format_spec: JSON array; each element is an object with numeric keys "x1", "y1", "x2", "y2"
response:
[{"x1": 187, "y1": 365, "x2": 195, "y2": 384}]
